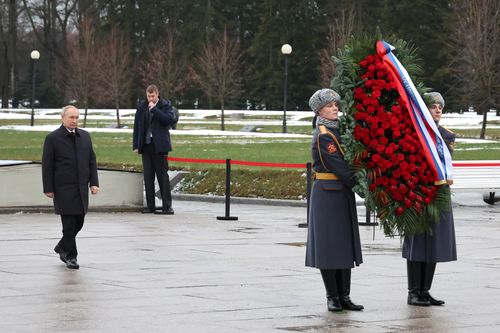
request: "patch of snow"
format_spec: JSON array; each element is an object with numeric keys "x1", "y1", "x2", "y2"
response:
[
  {"x1": 0, "y1": 108, "x2": 498, "y2": 137},
  {"x1": 456, "y1": 138, "x2": 497, "y2": 144},
  {"x1": 0, "y1": 125, "x2": 310, "y2": 138}
]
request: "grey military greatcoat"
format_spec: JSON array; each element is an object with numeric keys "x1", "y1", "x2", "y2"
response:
[
  {"x1": 402, "y1": 125, "x2": 457, "y2": 262},
  {"x1": 305, "y1": 125, "x2": 363, "y2": 269}
]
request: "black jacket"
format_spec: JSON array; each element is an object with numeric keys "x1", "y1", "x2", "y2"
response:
[
  {"x1": 132, "y1": 97, "x2": 176, "y2": 154},
  {"x1": 42, "y1": 125, "x2": 99, "y2": 215}
]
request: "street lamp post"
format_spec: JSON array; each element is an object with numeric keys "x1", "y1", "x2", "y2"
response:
[
  {"x1": 30, "y1": 49, "x2": 40, "y2": 127},
  {"x1": 281, "y1": 44, "x2": 292, "y2": 133}
]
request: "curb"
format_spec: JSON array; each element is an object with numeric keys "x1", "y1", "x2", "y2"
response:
[
  {"x1": 172, "y1": 193, "x2": 308, "y2": 207},
  {"x1": 1, "y1": 192, "x2": 493, "y2": 214},
  {"x1": 172, "y1": 193, "x2": 367, "y2": 207},
  {"x1": 0, "y1": 206, "x2": 142, "y2": 214}
]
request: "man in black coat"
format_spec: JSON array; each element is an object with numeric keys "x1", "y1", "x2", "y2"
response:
[
  {"x1": 133, "y1": 84, "x2": 177, "y2": 215},
  {"x1": 42, "y1": 105, "x2": 99, "y2": 269}
]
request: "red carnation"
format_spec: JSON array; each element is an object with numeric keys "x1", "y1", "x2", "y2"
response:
[{"x1": 395, "y1": 207, "x2": 405, "y2": 216}]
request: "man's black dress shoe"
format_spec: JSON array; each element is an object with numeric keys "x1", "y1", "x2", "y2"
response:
[
  {"x1": 340, "y1": 296, "x2": 364, "y2": 311},
  {"x1": 421, "y1": 290, "x2": 445, "y2": 305},
  {"x1": 54, "y1": 245, "x2": 68, "y2": 263},
  {"x1": 154, "y1": 207, "x2": 174, "y2": 215},
  {"x1": 407, "y1": 290, "x2": 430, "y2": 306},
  {"x1": 141, "y1": 208, "x2": 155, "y2": 214},
  {"x1": 66, "y1": 258, "x2": 79, "y2": 269},
  {"x1": 327, "y1": 297, "x2": 343, "y2": 312}
]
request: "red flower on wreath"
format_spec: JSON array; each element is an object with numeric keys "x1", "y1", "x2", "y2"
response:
[{"x1": 352, "y1": 53, "x2": 440, "y2": 228}]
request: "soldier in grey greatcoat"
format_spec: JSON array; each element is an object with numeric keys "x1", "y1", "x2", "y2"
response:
[
  {"x1": 402, "y1": 92, "x2": 457, "y2": 306},
  {"x1": 305, "y1": 89, "x2": 364, "y2": 312}
]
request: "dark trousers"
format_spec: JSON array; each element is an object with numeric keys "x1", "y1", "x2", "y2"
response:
[
  {"x1": 57, "y1": 214, "x2": 85, "y2": 259},
  {"x1": 142, "y1": 142, "x2": 172, "y2": 210}
]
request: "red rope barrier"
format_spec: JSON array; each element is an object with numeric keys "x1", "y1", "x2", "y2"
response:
[
  {"x1": 453, "y1": 162, "x2": 500, "y2": 167},
  {"x1": 168, "y1": 156, "x2": 227, "y2": 164},
  {"x1": 167, "y1": 156, "x2": 306, "y2": 168},
  {"x1": 231, "y1": 159, "x2": 306, "y2": 168},
  {"x1": 167, "y1": 156, "x2": 500, "y2": 169}
]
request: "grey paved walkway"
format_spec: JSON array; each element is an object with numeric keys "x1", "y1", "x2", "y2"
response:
[{"x1": 1, "y1": 201, "x2": 499, "y2": 332}]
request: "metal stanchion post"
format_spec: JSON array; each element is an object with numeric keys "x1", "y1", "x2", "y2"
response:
[
  {"x1": 359, "y1": 205, "x2": 378, "y2": 240},
  {"x1": 298, "y1": 162, "x2": 312, "y2": 228},
  {"x1": 359, "y1": 206, "x2": 378, "y2": 226},
  {"x1": 217, "y1": 159, "x2": 238, "y2": 221}
]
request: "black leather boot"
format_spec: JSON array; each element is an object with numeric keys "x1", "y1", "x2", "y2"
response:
[
  {"x1": 321, "y1": 269, "x2": 342, "y2": 311},
  {"x1": 407, "y1": 261, "x2": 430, "y2": 306},
  {"x1": 327, "y1": 296, "x2": 343, "y2": 312},
  {"x1": 337, "y1": 269, "x2": 364, "y2": 311},
  {"x1": 421, "y1": 263, "x2": 445, "y2": 305}
]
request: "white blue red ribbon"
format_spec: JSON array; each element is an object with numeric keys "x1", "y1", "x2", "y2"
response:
[{"x1": 376, "y1": 40, "x2": 453, "y2": 184}]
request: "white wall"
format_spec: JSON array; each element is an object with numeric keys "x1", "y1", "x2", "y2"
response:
[{"x1": 0, "y1": 163, "x2": 143, "y2": 208}]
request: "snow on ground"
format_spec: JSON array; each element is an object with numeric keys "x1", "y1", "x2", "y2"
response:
[
  {"x1": 0, "y1": 124, "x2": 310, "y2": 138},
  {"x1": 0, "y1": 124, "x2": 133, "y2": 134},
  {"x1": 457, "y1": 138, "x2": 497, "y2": 144},
  {"x1": 0, "y1": 108, "x2": 499, "y2": 137},
  {"x1": 0, "y1": 108, "x2": 311, "y2": 123}
]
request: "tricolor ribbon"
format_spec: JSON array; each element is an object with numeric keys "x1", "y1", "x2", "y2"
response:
[{"x1": 376, "y1": 40, "x2": 453, "y2": 184}]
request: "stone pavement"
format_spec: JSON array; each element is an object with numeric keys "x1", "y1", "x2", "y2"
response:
[{"x1": 1, "y1": 201, "x2": 499, "y2": 333}]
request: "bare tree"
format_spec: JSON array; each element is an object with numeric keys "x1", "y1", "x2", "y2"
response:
[
  {"x1": 448, "y1": 0, "x2": 500, "y2": 139},
  {"x1": 138, "y1": 29, "x2": 187, "y2": 102},
  {"x1": 59, "y1": 17, "x2": 98, "y2": 127},
  {"x1": 0, "y1": 0, "x2": 19, "y2": 108},
  {"x1": 94, "y1": 26, "x2": 132, "y2": 128},
  {"x1": 22, "y1": 0, "x2": 77, "y2": 85},
  {"x1": 317, "y1": 5, "x2": 356, "y2": 87},
  {"x1": 193, "y1": 27, "x2": 242, "y2": 131}
]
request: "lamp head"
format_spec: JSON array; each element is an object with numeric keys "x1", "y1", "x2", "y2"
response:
[
  {"x1": 30, "y1": 50, "x2": 40, "y2": 60},
  {"x1": 281, "y1": 44, "x2": 292, "y2": 55}
]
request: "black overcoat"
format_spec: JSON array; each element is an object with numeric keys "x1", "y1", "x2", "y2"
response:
[
  {"x1": 402, "y1": 125, "x2": 457, "y2": 262},
  {"x1": 305, "y1": 125, "x2": 363, "y2": 269},
  {"x1": 132, "y1": 97, "x2": 176, "y2": 155},
  {"x1": 42, "y1": 125, "x2": 99, "y2": 215}
]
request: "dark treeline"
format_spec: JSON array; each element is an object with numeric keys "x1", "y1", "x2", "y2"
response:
[{"x1": 1, "y1": 0, "x2": 499, "y2": 118}]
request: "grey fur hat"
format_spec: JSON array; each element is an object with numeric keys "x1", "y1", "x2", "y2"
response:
[
  {"x1": 309, "y1": 88, "x2": 341, "y2": 114},
  {"x1": 424, "y1": 92, "x2": 445, "y2": 108}
]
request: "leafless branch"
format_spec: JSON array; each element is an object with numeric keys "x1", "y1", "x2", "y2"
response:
[
  {"x1": 138, "y1": 29, "x2": 188, "y2": 101},
  {"x1": 448, "y1": 0, "x2": 500, "y2": 138},
  {"x1": 193, "y1": 27, "x2": 243, "y2": 130},
  {"x1": 317, "y1": 4, "x2": 356, "y2": 87},
  {"x1": 94, "y1": 25, "x2": 133, "y2": 128}
]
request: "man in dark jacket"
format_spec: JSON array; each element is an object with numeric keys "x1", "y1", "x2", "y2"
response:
[
  {"x1": 133, "y1": 84, "x2": 177, "y2": 215},
  {"x1": 42, "y1": 105, "x2": 99, "y2": 269}
]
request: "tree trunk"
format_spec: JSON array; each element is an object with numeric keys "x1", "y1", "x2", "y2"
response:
[
  {"x1": 115, "y1": 100, "x2": 121, "y2": 128},
  {"x1": 83, "y1": 97, "x2": 88, "y2": 128},
  {"x1": 208, "y1": 95, "x2": 213, "y2": 109},
  {"x1": 221, "y1": 98, "x2": 225, "y2": 131},
  {"x1": 7, "y1": 0, "x2": 16, "y2": 106},
  {"x1": 479, "y1": 104, "x2": 488, "y2": 139},
  {"x1": 0, "y1": 0, "x2": 17, "y2": 109},
  {"x1": 48, "y1": 0, "x2": 57, "y2": 86}
]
